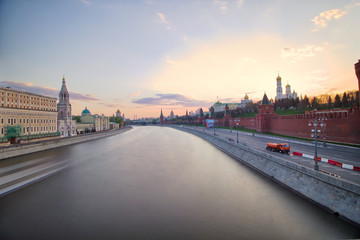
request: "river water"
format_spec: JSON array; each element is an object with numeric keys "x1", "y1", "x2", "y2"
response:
[{"x1": 0, "y1": 126, "x2": 359, "y2": 239}]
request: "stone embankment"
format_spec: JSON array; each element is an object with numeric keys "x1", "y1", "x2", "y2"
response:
[
  {"x1": 0, "y1": 127, "x2": 132, "y2": 160},
  {"x1": 172, "y1": 126, "x2": 360, "y2": 226}
]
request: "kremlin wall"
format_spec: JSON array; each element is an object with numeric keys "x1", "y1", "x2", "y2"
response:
[
  {"x1": 217, "y1": 103, "x2": 360, "y2": 144},
  {"x1": 162, "y1": 60, "x2": 360, "y2": 145}
]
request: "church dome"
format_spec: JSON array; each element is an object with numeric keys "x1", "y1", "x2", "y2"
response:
[
  {"x1": 276, "y1": 75, "x2": 281, "y2": 81},
  {"x1": 286, "y1": 83, "x2": 290, "y2": 87},
  {"x1": 244, "y1": 94, "x2": 249, "y2": 100},
  {"x1": 82, "y1": 107, "x2": 91, "y2": 115}
]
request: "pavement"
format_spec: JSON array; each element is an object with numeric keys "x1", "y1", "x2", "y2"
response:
[{"x1": 180, "y1": 125, "x2": 360, "y2": 185}]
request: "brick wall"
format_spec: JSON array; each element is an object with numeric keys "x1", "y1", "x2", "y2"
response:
[{"x1": 222, "y1": 108, "x2": 360, "y2": 144}]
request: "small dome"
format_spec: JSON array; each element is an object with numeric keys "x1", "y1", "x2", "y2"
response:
[
  {"x1": 276, "y1": 75, "x2": 281, "y2": 81},
  {"x1": 82, "y1": 107, "x2": 91, "y2": 115},
  {"x1": 244, "y1": 94, "x2": 249, "y2": 100},
  {"x1": 286, "y1": 84, "x2": 290, "y2": 87}
]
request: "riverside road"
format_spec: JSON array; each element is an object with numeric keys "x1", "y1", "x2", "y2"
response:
[{"x1": 180, "y1": 125, "x2": 360, "y2": 184}]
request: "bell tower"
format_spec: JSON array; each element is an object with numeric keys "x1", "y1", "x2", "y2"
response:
[
  {"x1": 57, "y1": 76, "x2": 75, "y2": 137},
  {"x1": 276, "y1": 74, "x2": 283, "y2": 100}
]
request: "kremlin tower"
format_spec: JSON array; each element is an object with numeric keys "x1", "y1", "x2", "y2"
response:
[{"x1": 160, "y1": 109, "x2": 164, "y2": 124}]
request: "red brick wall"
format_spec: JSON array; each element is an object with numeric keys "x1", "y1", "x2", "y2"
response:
[
  {"x1": 216, "y1": 108, "x2": 360, "y2": 144},
  {"x1": 267, "y1": 109, "x2": 360, "y2": 144}
]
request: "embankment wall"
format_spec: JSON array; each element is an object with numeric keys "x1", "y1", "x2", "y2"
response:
[{"x1": 0, "y1": 127, "x2": 131, "y2": 160}]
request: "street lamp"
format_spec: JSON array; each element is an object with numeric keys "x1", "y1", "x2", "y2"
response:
[
  {"x1": 236, "y1": 123, "x2": 239, "y2": 143},
  {"x1": 250, "y1": 119, "x2": 255, "y2": 136},
  {"x1": 319, "y1": 117, "x2": 327, "y2": 147},
  {"x1": 213, "y1": 121, "x2": 216, "y2": 136},
  {"x1": 308, "y1": 119, "x2": 321, "y2": 171}
]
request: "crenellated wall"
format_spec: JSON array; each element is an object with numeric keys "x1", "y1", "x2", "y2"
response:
[{"x1": 216, "y1": 108, "x2": 360, "y2": 144}]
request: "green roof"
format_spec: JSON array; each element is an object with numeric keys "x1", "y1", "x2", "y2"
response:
[
  {"x1": 261, "y1": 94, "x2": 271, "y2": 105},
  {"x1": 82, "y1": 107, "x2": 91, "y2": 114}
]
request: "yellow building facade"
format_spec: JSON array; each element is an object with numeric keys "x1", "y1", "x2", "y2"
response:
[{"x1": 0, "y1": 87, "x2": 58, "y2": 143}]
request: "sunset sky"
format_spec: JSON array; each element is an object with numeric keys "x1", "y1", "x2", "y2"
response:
[{"x1": 1, "y1": 0, "x2": 359, "y2": 119}]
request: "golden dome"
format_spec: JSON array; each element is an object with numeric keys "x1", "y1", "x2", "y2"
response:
[{"x1": 244, "y1": 94, "x2": 249, "y2": 100}]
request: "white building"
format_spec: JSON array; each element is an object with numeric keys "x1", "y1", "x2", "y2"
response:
[
  {"x1": 57, "y1": 77, "x2": 77, "y2": 137},
  {"x1": 211, "y1": 95, "x2": 252, "y2": 113},
  {"x1": 276, "y1": 74, "x2": 298, "y2": 100}
]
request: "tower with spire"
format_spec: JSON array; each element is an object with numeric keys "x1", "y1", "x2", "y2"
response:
[
  {"x1": 160, "y1": 109, "x2": 164, "y2": 124},
  {"x1": 57, "y1": 76, "x2": 77, "y2": 137},
  {"x1": 256, "y1": 93, "x2": 276, "y2": 133},
  {"x1": 276, "y1": 74, "x2": 283, "y2": 100}
]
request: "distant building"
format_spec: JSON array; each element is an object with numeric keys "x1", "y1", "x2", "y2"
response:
[
  {"x1": 57, "y1": 76, "x2": 77, "y2": 137},
  {"x1": 211, "y1": 95, "x2": 252, "y2": 113},
  {"x1": 109, "y1": 122, "x2": 120, "y2": 129},
  {"x1": 76, "y1": 107, "x2": 110, "y2": 133},
  {"x1": 0, "y1": 86, "x2": 58, "y2": 143},
  {"x1": 169, "y1": 110, "x2": 175, "y2": 119},
  {"x1": 116, "y1": 109, "x2": 121, "y2": 117},
  {"x1": 276, "y1": 74, "x2": 298, "y2": 100}
]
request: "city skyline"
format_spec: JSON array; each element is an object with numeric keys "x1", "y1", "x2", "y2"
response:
[{"x1": 1, "y1": 0, "x2": 359, "y2": 118}]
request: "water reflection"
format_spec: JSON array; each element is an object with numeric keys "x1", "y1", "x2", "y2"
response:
[{"x1": 0, "y1": 126, "x2": 359, "y2": 239}]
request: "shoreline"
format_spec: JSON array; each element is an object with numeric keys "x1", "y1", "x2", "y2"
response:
[{"x1": 0, "y1": 126, "x2": 132, "y2": 161}]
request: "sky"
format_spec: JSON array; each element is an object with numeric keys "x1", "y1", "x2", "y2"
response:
[{"x1": 1, "y1": 0, "x2": 359, "y2": 119}]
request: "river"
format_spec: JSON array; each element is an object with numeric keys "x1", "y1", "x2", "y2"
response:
[{"x1": 0, "y1": 126, "x2": 359, "y2": 239}]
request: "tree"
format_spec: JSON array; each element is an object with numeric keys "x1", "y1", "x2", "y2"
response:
[
  {"x1": 327, "y1": 96, "x2": 332, "y2": 108},
  {"x1": 110, "y1": 116, "x2": 124, "y2": 127},
  {"x1": 73, "y1": 116, "x2": 81, "y2": 123},
  {"x1": 303, "y1": 95, "x2": 310, "y2": 108},
  {"x1": 334, "y1": 94, "x2": 341, "y2": 108},
  {"x1": 341, "y1": 92, "x2": 349, "y2": 108},
  {"x1": 311, "y1": 97, "x2": 320, "y2": 109}
]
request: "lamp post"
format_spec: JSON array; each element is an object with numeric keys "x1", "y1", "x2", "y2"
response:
[
  {"x1": 319, "y1": 117, "x2": 327, "y2": 147},
  {"x1": 308, "y1": 119, "x2": 321, "y2": 171},
  {"x1": 236, "y1": 123, "x2": 239, "y2": 143},
  {"x1": 250, "y1": 119, "x2": 255, "y2": 136},
  {"x1": 213, "y1": 121, "x2": 216, "y2": 136}
]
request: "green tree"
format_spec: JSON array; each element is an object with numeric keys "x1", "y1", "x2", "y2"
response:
[
  {"x1": 109, "y1": 116, "x2": 124, "y2": 127},
  {"x1": 73, "y1": 116, "x2": 81, "y2": 123},
  {"x1": 334, "y1": 94, "x2": 341, "y2": 108},
  {"x1": 302, "y1": 95, "x2": 310, "y2": 108},
  {"x1": 341, "y1": 92, "x2": 349, "y2": 108},
  {"x1": 311, "y1": 97, "x2": 320, "y2": 109},
  {"x1": 327, "y1": 95, "x2": 332, "y2": 108}
]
